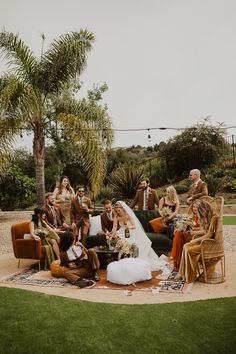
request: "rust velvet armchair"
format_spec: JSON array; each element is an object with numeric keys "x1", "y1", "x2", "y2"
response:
[{"x1": 11, "y1": 221, "x2": 45, "y2": 269}]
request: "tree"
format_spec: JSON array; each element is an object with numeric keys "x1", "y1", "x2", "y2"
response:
[
  {"x1": 158, "y1": 122, "x2": 230, "y2": 178},
  {"x1": 0, "y1": 30, "x2": 113, "y2": 206}
]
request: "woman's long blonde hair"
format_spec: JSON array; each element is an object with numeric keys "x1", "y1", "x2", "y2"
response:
[
  {"x1": 166, "y1": 186, "x2": 179, "y2": 205},
  {"x1": 196, "y1": 200, "x2": 213, "y2": 230}
]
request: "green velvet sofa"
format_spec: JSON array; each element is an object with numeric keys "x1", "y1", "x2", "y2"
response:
[{"x1": 86, "y1": 210, "x2": 172, "y2": 256}]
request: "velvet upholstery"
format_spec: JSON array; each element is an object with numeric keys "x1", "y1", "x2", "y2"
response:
[{"x1": 11, "y1": 221, "x2": 45, "y2": 262}]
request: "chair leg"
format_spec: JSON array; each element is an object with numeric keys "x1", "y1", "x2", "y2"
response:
[
  {"x1": 202, "y1": 258, "x2": 208, "y2": 283},
  {"x1": 38, "y1": 260, "x2": 41, "y2": 271},
  {"x1": 18, "y1": 259, "x2": 21, "y2": 268}
]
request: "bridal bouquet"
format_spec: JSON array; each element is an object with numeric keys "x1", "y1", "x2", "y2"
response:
[
  {"x1": 175, "y1": 215, "x2": 197, "y2": 231},
  {"x1": 35, "y1": 228, "x2": 48, "y2": 239},
  {"x1": 159, "y1": 206, "x2": 173, "y2": 224}
]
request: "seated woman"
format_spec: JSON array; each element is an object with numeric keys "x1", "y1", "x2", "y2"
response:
[
  {"x1": 52, "y1": 175, "x2": 75, "y2": 225},
  {"x1": 28, "y1": 208, "x2": 61, "y2": 268},
  {"x1": 59, "y1": 231, "x2": 100, "y2": 288},
  {"x1": 170, "y1": 200, "x2": 200, "y2": 271},
  {"x1": 159, "y1": 186, "x2": 179, "y2": 240},
  {"x1": 177, "y1": 200, "x2": 218, "y2": 283},
  {"x1": 107, "y1": 201, "x2": 168, "y2": 285}
]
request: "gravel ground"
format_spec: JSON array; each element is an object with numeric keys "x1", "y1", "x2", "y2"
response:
[{"x1": 0, "y1": 211, "x2": 236, "y2": 256}]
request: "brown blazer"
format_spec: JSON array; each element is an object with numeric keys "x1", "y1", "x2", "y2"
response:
[
  {"x1": 100, "y1": 211, "x2": 114, "y2": 233},
  {"x1": 187, "y1": 180, "x2": 208, "y2": 202},
  {"x1": 130, "y1": 187, "x2": 159, "y2": 210},
  {"x1": 70, "y1": 196, "x2": 93, "y2": 225},
  {"x1": 43, "y1": 203, "x2": 65, "y2": 228}
]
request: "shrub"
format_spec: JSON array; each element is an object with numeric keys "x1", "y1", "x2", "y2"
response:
[
  {"x1": 175, "y1": 181, "x2": 191, "y2": 194},
  {"x1": 0, "y1": 167, "x2": 36, "y2": 210},
  {"x1": 222, "y1": 176, "x2": 236, "y2": 193},
  {"x1": 108, "y1": 165, "x2": 144, "y2": 201},
  {"x1": 203, "y1": 174, "x2": 223, "y2": 197},
  {"x1": 97, "y1": 186, "x2": 114, "y2": 204}
]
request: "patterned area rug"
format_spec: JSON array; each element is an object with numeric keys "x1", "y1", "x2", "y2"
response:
[{"x1": 0, "y1": 267, "x2": 187, "y2": 293}]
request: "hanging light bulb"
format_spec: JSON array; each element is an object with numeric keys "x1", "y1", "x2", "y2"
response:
[
  {"x1": 102, "y1": 129, "x2": 107, "y2": 143},
  {"x1": 147, "y1": 129, "x2": 151, "y2": 142}
]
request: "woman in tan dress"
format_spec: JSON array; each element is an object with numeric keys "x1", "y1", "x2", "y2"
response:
[
  {"x1": 53, "y1": 175, "x2": 75, "y2": 225},
  {"x1": 177, "y1": 200, "x2": 218, "y2": 283}
]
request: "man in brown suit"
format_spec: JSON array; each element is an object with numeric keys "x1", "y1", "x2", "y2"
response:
[
  {"x1": 187, "y1": 169, "x2": 208, "y2": 205},
  {"x1": 43, "y1": 192, "x2": 70, "y2": 234},
  {"x1": 70, "y1": 186, "x2": 94, "y2": 246},
  {"x1": 98, "y1": 200, "x2": 115, "y2": 245},
  {"x1": 130, "y1": 178, "x2": 159, "y2": 210}
]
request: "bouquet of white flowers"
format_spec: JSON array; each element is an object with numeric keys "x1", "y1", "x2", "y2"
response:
[
  {"x1": 159, "y1": 206, "x2": 173, "y2": 224},
  {"x1": 175, "y1": 214, "x2": 197, "y2": 231},
  {"x1": 116, "y1": 239, "x2": 139, "y2": 259},
  {"x1": 35, "y1": 228, "x2": 48, "y2": 239},
  {"x1": 106, "y1": 233, "x2": 119, "y2": 250}
]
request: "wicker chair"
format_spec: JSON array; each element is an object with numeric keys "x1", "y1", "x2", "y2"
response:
[
  {"x1": 197, "y1": 196, "x2": 225, "y2": 283},
  {"x1": 11, "y1": 220, "x2": 45, "y2": 269}
]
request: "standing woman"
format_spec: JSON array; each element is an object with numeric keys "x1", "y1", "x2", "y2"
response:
[
  {"x1": 53, "y1": 175, "x2": 75, "y2": 225},
  {"x1": 159, "y1": 186, "x2": 180, "y2": 240}
]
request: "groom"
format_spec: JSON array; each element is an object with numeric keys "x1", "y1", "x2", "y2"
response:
[{"x1": 130, "y1": 178, "x2": 159, "y2": 211}]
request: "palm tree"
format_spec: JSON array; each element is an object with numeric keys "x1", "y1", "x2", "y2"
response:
[{"x1": 0, "y1": 30, "x2": 113, "y2": 206}]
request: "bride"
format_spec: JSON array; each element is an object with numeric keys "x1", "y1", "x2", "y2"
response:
[{"x1": 107, "y1": 201, "x2": 168, "y2": 285}]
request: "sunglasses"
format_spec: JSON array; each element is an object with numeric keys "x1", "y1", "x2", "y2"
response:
[{"x1": 78, "y1": 190, "x2": 85, "y2": 193}]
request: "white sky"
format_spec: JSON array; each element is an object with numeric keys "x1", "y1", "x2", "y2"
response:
[{"x1": 1, "y1": 0, "x2": 236, "y2": 148}]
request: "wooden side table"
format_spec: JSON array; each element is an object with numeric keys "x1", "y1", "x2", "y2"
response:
[{"x1": 94, "y1": 246, "x2": 119, "y2": 268}]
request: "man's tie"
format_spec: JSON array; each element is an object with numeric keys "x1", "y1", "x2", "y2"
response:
[
  {"x1": 79, "y1": 198, "x2": 83, "y2": 207},
  {"x1": 144, "y1": 190, "x2": 148, "y2": 210}
]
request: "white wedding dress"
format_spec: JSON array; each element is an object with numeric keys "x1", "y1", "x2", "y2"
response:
[{"x1": 107, "y1": 201, "x2": 168, "y2": 285}]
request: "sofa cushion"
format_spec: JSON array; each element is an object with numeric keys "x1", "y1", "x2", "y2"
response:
[
  {"x1": 89, "y1": 215, "x2": 102, "y2": 235},
  {"x1": 149, "y1": 217, "x2": 167, "y2": 234}
]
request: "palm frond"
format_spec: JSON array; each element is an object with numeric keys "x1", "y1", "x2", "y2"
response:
[
  {"x1": 53, "y1": 95, "x2": 114, "y2": 145},
  {"x1": 0, "y1": 30, "x2": 37, "y2": 82},
  {"x1": 39, "y1": 30, "x2": 95, "y2": 94},
  {"x1": 0, "y1": 75, "x2": 43, "y2": 132},
  {"x1": 58, "y1": 113, "x2": 106, "y2": 195}
]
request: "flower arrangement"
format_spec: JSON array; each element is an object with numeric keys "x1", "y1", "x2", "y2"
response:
[
  {"x1": 106, "y1": 234, "x2": 139, "y2": 257},
  {"x1": 35, "y1": 228, "x2": 48, "y2": 239},
  {"x1": 159, "y1": 206, "x2": 173, "y2": 224},
  {"x1": 116, "y1": 239, "x2": 139, "y2": 258},
  {"x1": 106, "y1": 233, "x2": 119, "y2": 249},
  {"x1": 175, "y1": 215, "x2": 197, "y2": 231}
]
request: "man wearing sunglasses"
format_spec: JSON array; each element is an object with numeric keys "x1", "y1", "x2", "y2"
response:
[{"x1": 70, "y1": 186, "x2": 94, "y2": 246}]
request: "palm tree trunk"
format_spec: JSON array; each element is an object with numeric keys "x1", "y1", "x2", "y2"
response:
[{"x1": 33, "y1": 122, "x2": 45, "y2": 207}]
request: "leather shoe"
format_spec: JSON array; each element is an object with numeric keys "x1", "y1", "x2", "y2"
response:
[{"x1": 76, "y1": 278, "x2": 95, "y2": 288}]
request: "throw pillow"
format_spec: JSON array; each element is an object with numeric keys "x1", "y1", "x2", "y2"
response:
[
  {"x1": 149, "y1": 217, "x2": 167, "y2": 234},
  {"x1": 89, "y1": 215, "x2": 102, "y2": 235}
]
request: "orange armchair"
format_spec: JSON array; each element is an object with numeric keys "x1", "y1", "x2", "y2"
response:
[{"x1": 11, "y1": 220, "x2": 45, "y2": 269}]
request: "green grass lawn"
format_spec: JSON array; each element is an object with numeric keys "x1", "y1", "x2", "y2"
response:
[
  {"x1": 0, "y1": 288, "x2": 235, "y2": 354},
  {"x1": 223, "y1": 215, "x2": 236, "y2": 225}
]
